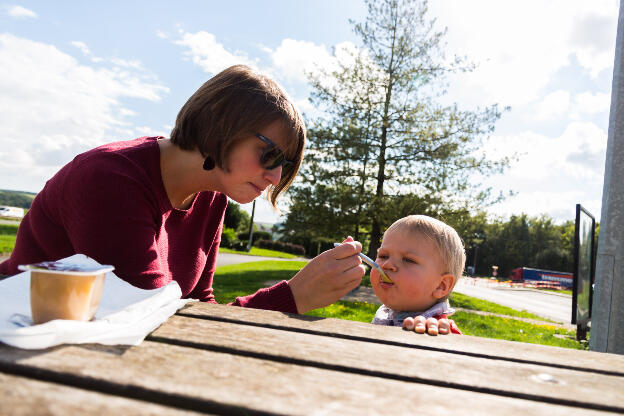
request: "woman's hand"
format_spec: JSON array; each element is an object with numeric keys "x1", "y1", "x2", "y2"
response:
[
  {"x1": 288, "y1": 236, "x2": 366, "y2": 314},
  {"x1": 402, "y1": 316, "x2": 454, "y2": 335}
]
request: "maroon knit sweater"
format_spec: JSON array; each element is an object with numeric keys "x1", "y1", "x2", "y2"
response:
[{"x1": 0, "y1": 137, "x2": 298, "y2": 313}]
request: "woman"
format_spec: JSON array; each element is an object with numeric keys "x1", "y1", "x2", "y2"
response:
[{"x1": 0, "y1": 65, "x2": 365, "y2": 314}]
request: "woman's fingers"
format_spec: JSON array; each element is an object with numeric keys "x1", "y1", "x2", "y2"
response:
[
  {"x1": 288, "y1": 240, "x2": 365, "y2": 313},
  {"x1": 332, "y1": 239, "x2": 363, "y2": 260}
]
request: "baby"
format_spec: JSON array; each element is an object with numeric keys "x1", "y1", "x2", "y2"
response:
[{"x1": 370, "y1": 215, "x2": 465, "y2": 335}]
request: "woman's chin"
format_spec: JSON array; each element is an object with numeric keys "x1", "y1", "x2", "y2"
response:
[
  {"x1": 224, "y1": 192, "x2": 259, "y2": 204},
  {"x1": 229, "y1": 195, "x2": 257, "y2": 205}
]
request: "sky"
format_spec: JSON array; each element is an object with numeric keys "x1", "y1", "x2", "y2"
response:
[{"x1": 0, "y1": 0, "x2": 618, "y2": 224}]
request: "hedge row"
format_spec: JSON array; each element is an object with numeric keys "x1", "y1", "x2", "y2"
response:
[
  {"x1": 237, "y1": 231, "x2": 272, "y2": 244},
  {"x1": 0, "y1": 224, "x2": 19, "y2": 235},
  {"x1": 256, "y1": 239, "x2": 305, "y2": 256}
]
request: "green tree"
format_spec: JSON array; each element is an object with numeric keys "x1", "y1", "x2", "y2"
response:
[
  {"x1": 0, "y1": 189, "x2": 36, "y2": 209},
  {"x1": 285, "y1": 0, "x2": 508, "y2": 257},
  {"x1": 474, "y1": 214, "x2": 576, "y2": 277},
  {"x1": 224, "y1": 201, "x2": 250, "y2": 232}
]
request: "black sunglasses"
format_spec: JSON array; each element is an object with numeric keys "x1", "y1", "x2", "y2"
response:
[{"x1": 255, "y1": 133, "x2": 294, "y2": 171}]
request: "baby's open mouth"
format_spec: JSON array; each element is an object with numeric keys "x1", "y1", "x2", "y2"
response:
[{"x1": 380, "y1": 278, "x2": 394, "y2": 286}]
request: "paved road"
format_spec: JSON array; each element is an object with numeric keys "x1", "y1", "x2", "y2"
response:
[{"x1": 454, "y1": 278, "x2": 572, "y2": 324}]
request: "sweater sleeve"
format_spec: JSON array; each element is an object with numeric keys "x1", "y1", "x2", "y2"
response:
[{"x1": 228, "y1": 280, "x2": 298, "y2": 314}]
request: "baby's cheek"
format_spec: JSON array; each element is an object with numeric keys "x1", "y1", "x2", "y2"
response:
[{"x1": 369, "y1": 268, "x2": 378, "y2": 280}]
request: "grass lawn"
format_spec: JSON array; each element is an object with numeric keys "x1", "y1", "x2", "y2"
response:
[
  {"x1": 0, "y1": 223, "x2": 18, "y2": 254},
  {"x1": 451, "y1": 311, "x2": 583, "y2": 349},
  {"x1": 544, "y1": 288, "x2": 573, "y2": 296},
  {"x1": 0, "y1": 234, "x2": 16, "y2": 254},
  {"x1": 213, "y1": 260, "x2": 585, "y2": 350},
  {"x1": 213, "y1": 260, "x2": 307, "y2": 303},
  {"x1": 219, "y1": 246, "x2": 300, "y2": 259},
  {"x1": 449, "y1": 292, "x2": 558, "y2": 322}
]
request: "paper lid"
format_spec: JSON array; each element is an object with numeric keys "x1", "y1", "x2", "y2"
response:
[{"x1": 18, "y1": 260, "x2": 115, "y2": 276}]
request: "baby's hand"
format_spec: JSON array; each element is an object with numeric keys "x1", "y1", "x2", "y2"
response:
[{"x1": 402, "y1": 316, "x2": 452, "y2": 336}]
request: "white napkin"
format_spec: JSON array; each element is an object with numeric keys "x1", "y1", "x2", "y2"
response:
[{"x1": 0, "y1": 254, "x2": 194, "y2": 349}]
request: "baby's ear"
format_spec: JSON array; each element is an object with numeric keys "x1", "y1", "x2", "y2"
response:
[{"x1": 433, "y1": 274, "x2": 455, "y2": 300}]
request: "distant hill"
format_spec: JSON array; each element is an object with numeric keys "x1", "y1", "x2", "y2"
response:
[{"x1": 0, "y1": 189, "x2": 37, "y2": 209}]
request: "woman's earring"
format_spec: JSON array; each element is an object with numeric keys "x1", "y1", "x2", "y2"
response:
[{"x1": 203, "y1": 156, "x2": 215, "y2": 171}]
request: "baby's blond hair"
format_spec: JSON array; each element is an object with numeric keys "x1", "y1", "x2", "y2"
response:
[{"x1": 384, "y1": 215, "x2": 466, "y2": 297}]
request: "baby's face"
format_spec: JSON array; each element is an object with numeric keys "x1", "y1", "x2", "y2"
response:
[{"x1": 371, "y1": 229, "x2": 447, "y2": 312}]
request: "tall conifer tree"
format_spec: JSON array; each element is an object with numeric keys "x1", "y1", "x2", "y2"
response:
[{"x1": 285, "y1": 0, "x2": 508, "y2": 257}]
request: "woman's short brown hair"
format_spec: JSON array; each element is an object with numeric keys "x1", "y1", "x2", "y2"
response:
[{"x1": 170, "y1": 64, "x2": 306, "y2": 207}]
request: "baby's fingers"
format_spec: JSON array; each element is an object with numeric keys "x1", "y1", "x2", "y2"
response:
[
  {"x1": 426, "y1": 317, "x2": 439, "y2": 336},
  {"x1": 402, "y1": 317, "x2": 415, "y2": 331},
  {"x1": 414, "y1": 316, "x2": 427, "y2": 334},
  {"x1": 438, "y1": 318, "x2": 450, "y2": 335}
]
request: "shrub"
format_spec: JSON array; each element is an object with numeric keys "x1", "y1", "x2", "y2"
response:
[
  {"x1": 231, "y1": 241, "x2": 248, "y2": 251},
  {"x1": 237, "y1": 231, "x2": 271, "y2": 244},
  {"x1": 256, "y1": 239, "x2": 305, "y2": 256},
  {"x1": 220, "y1": 227, "x2": 238, "y2": 248},
  {"x1": 0, "y1": 224, "x2": 19, "y2": 235}
]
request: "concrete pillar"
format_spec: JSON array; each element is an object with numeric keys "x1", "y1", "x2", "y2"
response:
[{"x1": 590, "y1": 0, "x2": 624, "y2": 354}]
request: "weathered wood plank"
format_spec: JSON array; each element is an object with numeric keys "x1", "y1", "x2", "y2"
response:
[
  {"x1": 0, "y1": 341, "x2": 609, "y2": 416},
  {"x1": 150, "y1": 314, "x2": 624, "y2": 413},
  {"x1": 179, "y1": 302, "x2": 624, "y2": 375},
  {"x1": 0, "y1": 373, "x2": 204, "y2": 416}
]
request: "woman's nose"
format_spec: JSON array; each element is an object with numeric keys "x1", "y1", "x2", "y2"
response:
[{"x1": 265, "y1": 166, "x2": 282, "y2": 186}]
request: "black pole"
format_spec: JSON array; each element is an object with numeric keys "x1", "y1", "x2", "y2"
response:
[{"x1": 246, "y1": 200, "x2": 256, "y2": 252}]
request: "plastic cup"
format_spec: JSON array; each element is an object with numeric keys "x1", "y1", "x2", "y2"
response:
[{"x1": 19, "y1": 261, "x2": 114, "y2": 325}]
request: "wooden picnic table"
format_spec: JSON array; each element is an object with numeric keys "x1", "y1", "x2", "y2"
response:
[{"x1": 1, "y1": 302, "x2": 623, "y2": 415}]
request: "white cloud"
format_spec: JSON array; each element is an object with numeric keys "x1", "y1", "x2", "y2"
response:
[
  {"x1": 569, "y1": 11, "x2": 619, "y2": 78},
  {"x1": 574, "y1": 91, "x2": 611, "y2": 114},
  {"x1": 294, "y1": 98, "x2": 315, "y2": 118},
  {"x1": 488, "y1": 189, "x2": 601, "y2": 224},
  {"x1": 171, "y1": 33, "x2": 357, "y2": 120},
  {"x1": 70, "y1": 41, "x2": 91, "y2": 56},
  {"x1": 483, "y1": 121, "x2": 607, "y2": 221},
  {"x1": 70, "y1": 40, "x2": 105, "y2": 63},
  {"x1": 110, "y1": 58, "x2": 143, "y2": 70},
  {"x1": 240, "y1": 197, "x2": 286, "y2": 224},
  {"x1": 5, "y1": 5, "x2": 37, "y2": 19},
  {"x1": 174, "y1": 30, "x2": 256, "y2": 74},
  {"x1": 533, "y1": 90, "x2": 571, "y2": 121},
  {"x1": 134, "y1": 125, "x2": 171, "y2": 138},
  {"x1": 0, "y1": 34, "x2": 169, "y2": 192},
  {"x1": 429, "y1": 0, "x2": 618, "y2": 108},
  {"x1": 267, "y1": 39, "x2": 337, "y2": 83},
  {"x1": 421, "y1": 1, "x2": 615, "y2": 222}
]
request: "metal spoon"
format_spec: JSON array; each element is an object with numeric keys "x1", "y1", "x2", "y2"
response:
[{"x1": 333, "y1": 243, "x2": 393, "y2": 283}]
